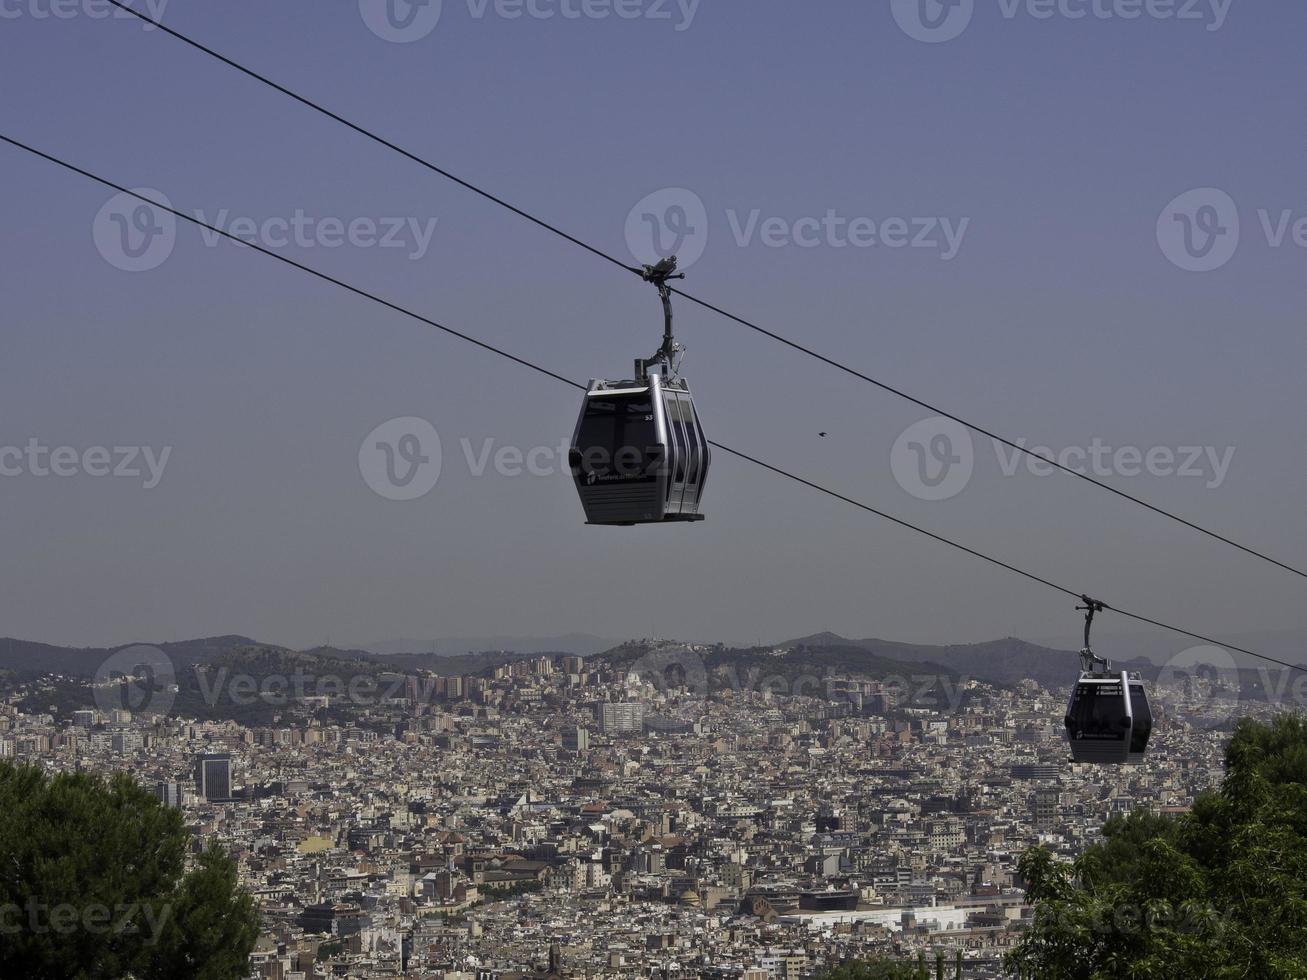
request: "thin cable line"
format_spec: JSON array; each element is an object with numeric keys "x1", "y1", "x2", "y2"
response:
[
  {"x1": 665, "y1": 287, "x2": 1307, "y2": 584},
  {"x1": 1104, "y1": 605, "x2": 1300, "y2": 670},
  {"x1": 98, "y1": 0, "x2": 1307, "y2": 583},
  {"x1": 4, "y1": 131, "x2": 1295, "y2": 673},
  {"x1": 102, "y1": 0, "x2": 634, "y2": 277}
]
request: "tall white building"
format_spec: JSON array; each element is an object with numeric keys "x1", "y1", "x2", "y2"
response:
[{"x1": 599, "y1": 702, "x2": 644, "y2": 735}]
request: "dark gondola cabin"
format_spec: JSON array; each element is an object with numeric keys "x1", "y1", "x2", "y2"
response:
[
  {"x1": 1064, "y1": 669, "x2": 1153, "y2": 764},
  {"x1": 569, "y1": 373, "x2": 709, "y2": 526},
  {"x1": 1063, "y1": 598, "x2": 1155, "y2": 765},
  {"x1": 569, "y1": 255, "x2": 710, "y2": 526}
]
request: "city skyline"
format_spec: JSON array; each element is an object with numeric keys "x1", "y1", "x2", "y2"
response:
[{"x1": 0, "y1": 637, "x2": 1248, "y2": 977}]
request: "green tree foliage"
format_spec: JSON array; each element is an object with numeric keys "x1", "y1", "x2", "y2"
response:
[
  {"x1": 821, "y1": 950, "x2": 964, "y2": 979},
  {"x1": 0, "y1": 762, "x2": 259, "y2": 980},
  {"x1": 1008, "y1": 715, "x2": 1307, "y2": 979},
  {"x1": 821, "y1": 961, "x2": 924, "y2": 980}
]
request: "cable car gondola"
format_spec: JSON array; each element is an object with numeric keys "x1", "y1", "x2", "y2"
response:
[
  {"x1": 1064, "y1": 598, "x2": 1154, "y2": 764},
  {"x1": 569, "y1": 257, "x2": 710, "y2": 526}
]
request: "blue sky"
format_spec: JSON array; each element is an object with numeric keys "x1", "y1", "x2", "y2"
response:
[{"x1": 1, "y1": 0, "x2": 1304, "y2": 657}]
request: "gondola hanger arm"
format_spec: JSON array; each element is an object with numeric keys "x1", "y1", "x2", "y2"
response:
[
  {"x1": 1076, "y1": 596, "x2": 1111, "y2": 672},
  {"x1": 635, "y1": 256, "x2": 686, "y2": 381}
]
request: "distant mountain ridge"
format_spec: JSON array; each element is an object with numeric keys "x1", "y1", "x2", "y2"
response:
[
  {"x1": 358, "y1": 634, "x2": 620, "y2": 657},
  {"x1": 598, "y1": 639, "x2": 975, "y2": 695},
  {"x1": 0, "y1": 630, "x2": 1260, "y2": 693},
  {"x1": 0, "y1": 634, "x2": 264, "y2": 676},
  {"x1": 0, "y1": 635, "x2": 576, "y2": 679},
  {"x1": 780, "y1": 632, "x2": 1152, "y2": 690}
]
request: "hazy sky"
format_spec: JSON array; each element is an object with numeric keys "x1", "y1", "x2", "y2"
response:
[{"x1": 1, "y1": 0, "x2": 1304, "y2": 658}]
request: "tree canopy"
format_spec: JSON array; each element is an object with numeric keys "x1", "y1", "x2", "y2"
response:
[
  {"x1": 822, "y1": 962, "x2": 925, "y2": 980},
  {"x1": 1008, "y1": 714, "x2": 1307, "y2": 979},
  {"x1": 0, "y1": 762, "x2": 259, "y2": 980},
  {"x1": 821, "y1": 950, "x2": 964, "y2": 979}
]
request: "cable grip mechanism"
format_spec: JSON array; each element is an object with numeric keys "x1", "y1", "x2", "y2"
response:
[{"x1": 634, "y1": 256, "x2": 686, "y2": 381}]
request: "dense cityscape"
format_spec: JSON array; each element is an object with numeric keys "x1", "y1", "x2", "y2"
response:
[
  {"x1": 0, "y1": 637, "x2": 1250, "y2": 979},
  {"x1": 4, "y1": 1, "x2": 1305, "y2": 977}
]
